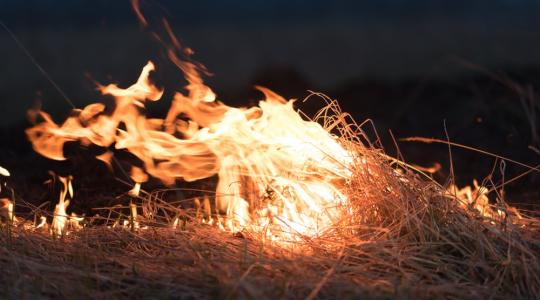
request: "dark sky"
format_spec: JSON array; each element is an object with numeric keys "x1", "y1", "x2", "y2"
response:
[
  {"x1": 1, "y1": 0, "x2": 540, "y2": 125},
  {"x1": 3, "y1": 1, "x2": 540, "y2": 27}
]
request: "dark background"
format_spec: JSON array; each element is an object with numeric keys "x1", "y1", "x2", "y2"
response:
[{"x1": 0, "y1": 0, "x2": 539, "y2": 207}]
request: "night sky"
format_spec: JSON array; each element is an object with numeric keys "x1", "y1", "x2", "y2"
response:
[
  {"x1": 2, "y1": 1, "x2": 540, "y2": 123},
  {"x1": 1, "y1": 1, "x2": 540, "y2": 178}
]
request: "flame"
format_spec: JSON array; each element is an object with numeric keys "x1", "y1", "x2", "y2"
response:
[
  {"x1": 0, "y1": 165, "x2": 10, "y2": 177},
  {"x1": 36, "y1": 216, "x2": 47, "y2": 229},
  {"x1": 0, "y1": 166, "x2": 15, "y2": 224},
  {"x1": 50, "y1": 176, "x2": 83, "y2": 235},
  {"x1": 27, "y1": 55, "x2": 354, "y2": 241},
  {"x1": 0, "y1": 198, "x2": 14, "y2": 223},
  {"x1": 21, "y1": 29, "x2": 519, "y2": 243},
  {"x1": 447, "y1": 180, "x2": 506, "y2": 220}
]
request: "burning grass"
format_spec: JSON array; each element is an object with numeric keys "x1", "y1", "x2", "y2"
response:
[
  {"x1": 2, "y1": 98, "x2": 539, "y2": 299},
  {"x1": 1, "y1": 181, "x2": 538, "y2": 299},
  {"x1": 2, "y1": 8, "x2": 539, "y2": 296}
]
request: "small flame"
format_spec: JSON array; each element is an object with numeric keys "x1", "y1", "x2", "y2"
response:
[
  {"x1": 447, "y1": 180, "x2": 505, "y2": 220},
  {"x1": 50, "y1": 176, "x2": 82, "y2": 236},
  {"x1": 0, "y1": 166, "x2": 15, "y2": 224},
  {"x1": 69, "y1": 213, "x2": 84, "y2": 229},
  {"x1": 0, "y1": 166, "x2": 10, "y2": 177},
  {"x1": 36, "y1": 216, "x2": 47, "y2": 229},
  {"x1": 0, "y1": 198, "x2": 14, "y2": 223},
  {"x1": 172, "y1": 216, "x2": 179, "y2": 229}
]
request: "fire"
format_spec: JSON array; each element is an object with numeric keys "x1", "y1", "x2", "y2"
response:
[
  {"x1": 0, "y1": 165, "x2": 14, "y2": 223},
  {"x1": 0, "y1": 166, "x2": 85, "y2": 232},
  {"x1": 0, "y1": 198, "x2": 14, "y2": 223},
  {"x1": 0, "y1": 166, "x2": 10, "y2": 177},
  {"x1": 21, "y1": 33, "x2": 517, "y2": 242},
  {"x1": 447, "y1": 180, "x2": 508, "y2": 220},
  {"x1": 26, "y1": 55, "x2": 354, "y2": 241},
  {"x1": 50, "y1": 175, "x2": 83, "y2": 236}
]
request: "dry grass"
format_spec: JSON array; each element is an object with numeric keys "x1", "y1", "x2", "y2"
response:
[
  {"x1": 1, "y1": 179, "x2": 538, "y2": 299},
  {"x1": 1, "y1": 96, "x2": 539, "y2": 299}
]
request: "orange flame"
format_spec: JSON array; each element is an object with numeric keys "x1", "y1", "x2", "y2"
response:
[
  {"x1": 27, "y1": 36, "x2": 354, "y2": 241},
  {"x1": 0, "y1": 198, "x2": 14, "y2": 223},
  {"x1": 50, "y1": 176, "x2": 83, "y2": 235},
  {"x1": 447, "y1": 180, "x2": 507, "y2": 220}
]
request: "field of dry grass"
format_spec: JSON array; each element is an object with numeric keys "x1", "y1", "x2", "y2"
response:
[
  {"x1": 1, "y1": 135, "x2": 538, "y2": 299},
  {"x1": 1, "y1": 3, "x2": 540, "y2": 299}
]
